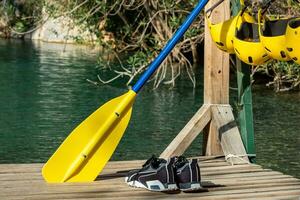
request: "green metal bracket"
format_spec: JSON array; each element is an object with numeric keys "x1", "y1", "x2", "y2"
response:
[{"x1": 231, "y1": 0, "x2": 256, "y2": 163}]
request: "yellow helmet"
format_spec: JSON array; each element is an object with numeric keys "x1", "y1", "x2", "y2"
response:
[
  {"x1": 206, "y1": 15, "x2": 238, "y2": 54},
  {"x1": 285, "y1": 18, "x2": 300, "y2": 64},
  {"x1": 205, "y1": 0, "x2": 255, "y2": 54},
  {"x1": 233, "y1": 10, "x2": 271, "y2": 65},
  {"x1": 258, "y1": 10, "x2": 291, "y2": 61}
]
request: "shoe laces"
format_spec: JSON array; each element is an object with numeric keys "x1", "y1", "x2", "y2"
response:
[
  {"x1": 174, "y1": 156, "x2": 189, "y2": 169},
  {"x1": 142, "y1": 155, "x2": 162, "y2": 169}
]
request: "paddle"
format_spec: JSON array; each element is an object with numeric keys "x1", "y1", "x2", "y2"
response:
[{"x1": 42, "y1": 0, "x2": 209, "y2": 183}]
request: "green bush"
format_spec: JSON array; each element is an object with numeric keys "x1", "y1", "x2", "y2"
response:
[
  {"x1": 256, "y1": 61, "x2": 300, "y2": 92},
  {"x1": 1, "y1": 0, "x2": 44, "y2": 33}
]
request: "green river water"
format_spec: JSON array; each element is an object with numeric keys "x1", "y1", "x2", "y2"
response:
[{"x1": 0, "y1": 39, "x2": 299, "y2": 178}]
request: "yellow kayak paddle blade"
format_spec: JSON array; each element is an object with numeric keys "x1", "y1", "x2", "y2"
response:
[{"x1": 42, "y1": 90, "x2": 136, "y2": 183}]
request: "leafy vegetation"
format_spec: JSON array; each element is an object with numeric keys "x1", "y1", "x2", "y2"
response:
[
  {"x1": 62, "y1": 0, "x2": 204, "y2": 88},
  {"x1": 255, "y1": 61, "x2": 300, "y2": 92},
  {"x1": 0, "y1": 0, "x2": 44, "y2": 35},
  {"x1": 0, "y1": 0, "x2": 300, "y2": 91}
]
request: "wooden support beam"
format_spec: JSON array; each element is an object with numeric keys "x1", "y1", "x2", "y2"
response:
[
  {"x1": 203, "y1": 119, "x2": 223, "y2": 156},
  {"x1": 160, "y1": 105, "x2": 211, "y2": 159},
  {"x1": 211, "y1": 105, "x2": 249, "y2": 164}
]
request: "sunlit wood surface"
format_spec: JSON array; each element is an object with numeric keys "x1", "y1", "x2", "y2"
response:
[{"x1": 1, "y1": 157, "x2": 300, "y2": 200}]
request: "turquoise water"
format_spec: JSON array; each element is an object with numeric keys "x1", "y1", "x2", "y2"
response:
[
  {"x1": 0, "y1": 39, "x2": 299, "y2": 179},
  {"x1": 252, "y1": 87, "x2": 300, "y2": 179}
]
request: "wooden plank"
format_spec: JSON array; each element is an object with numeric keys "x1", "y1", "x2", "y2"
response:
[
  {"x1": 4, "y1": 172, "x2": 287, "y2": 188},
  {"x1": 203, "y1": 188, "x2": 300, "y2": 199},
  {"x1": 2, "y1": 176, "x2": 296, "y2": 195},
  {"x1": 2, "y1": 182, "x2": 299, "y2": 199},
  {"x1": 0, "y1": 163, "x2": 256, "y2": 177},
  {"x1": 215, "y1": 178, "x2": 300, "y2": 186},
  {"x1": 0, "y1": 164, "x2": 262, "y2": 183},
  {"x1": 160, "y1": 105, "x2": 211, "y2": 158},
  {"x1": 1, "y1": 173, "x2": 298, "y2": 192},
  {"x1": 211, "y1": 105, "x2": 249, "y2": 164},
  {"x1": 1, "y1": 177, "x2": 297, "y2": 197},
  {"x1": 24, "y1": 193, "x2": 298, "y2": 200},
  {"x1": 0, "y1": 164, "x2": 265, "y2": 182},
  {"x1": 205, "y1": 170, "x2": 285, "y2": 179},
  {"x1": 0, "y1": 167, "x2": 267, "y2": 182},
  {"x1": 0, "y1": 158, "x2": 229, "y2": 175},
  {"x1": 0, "y1": 174, "x2": 292, "y2": 190},
  {"x1": 0, "y1": 163, "x2": 257, "y2": 176},
  {"x1": 3, "y1": 184, "x2": 300, "y2": 200},
  {"x1": 208, "y1": 174, "x2": 294, "y2": 181},
  {"x1": 235, "y1": 195, "x2": 300, "y2": 200}
]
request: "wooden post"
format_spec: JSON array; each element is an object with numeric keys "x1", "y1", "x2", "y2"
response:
[
  {"x1": 202, "y1": 0, "x2": 230, "y2": 156},
  {"x1": 203, "y1": 0, "x2": 230, "y2": 105},
  {"x1": 160, "y1": 105, "x2": 211, "y2": 158}
]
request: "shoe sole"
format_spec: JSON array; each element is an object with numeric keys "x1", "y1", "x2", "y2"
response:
[
  {"x1": 125, "y1": 177, "x2": 178, "y2": 192},
  {"x1": 179, "y1": 183, "x2": 204, "y2": 192},
  {"x1": 125, "y1": 177, "x2": 133, "y2": 186}
]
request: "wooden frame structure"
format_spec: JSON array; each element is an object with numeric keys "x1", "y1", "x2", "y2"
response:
[{"x1": 161, "y1": 0, "x2": 249, "y2": 164}]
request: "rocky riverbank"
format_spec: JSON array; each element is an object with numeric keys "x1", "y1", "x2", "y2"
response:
[
  {"x1": 0, "y1": 15, "x2": 9, "y2": 38},
  {"x1": 24, "y1": 15, "x2": 98, "y2": 44},
  {"x1": 0, "y1": 3, "x2": 114, "y2": 45},
  {"x1": 0, "y1": 16, "x2": 115, "y2": 46}
]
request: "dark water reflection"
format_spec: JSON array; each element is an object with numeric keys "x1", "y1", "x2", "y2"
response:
[
  {"x1": 0, "y1": 39, "x2": 299, "y2": 179},
  {"x1": 252, "y1": 87, "x2": 300, "y2": 178}
]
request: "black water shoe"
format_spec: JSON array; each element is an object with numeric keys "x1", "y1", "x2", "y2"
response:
[
  {"x1": 125, "y1": 155, "x2": 178, "y2": 192},
  {"x1": 174, "y1": 156, "x2": 203, "y2": 192}
]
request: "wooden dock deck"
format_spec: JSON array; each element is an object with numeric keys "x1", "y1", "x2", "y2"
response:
[{"x1": 1, "y1": 157, "x2": 300, "y2": 200}]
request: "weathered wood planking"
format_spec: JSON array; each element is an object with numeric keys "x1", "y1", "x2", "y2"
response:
[{"x1": 0, "y1": 157, "x2": 299, "y2": 200}]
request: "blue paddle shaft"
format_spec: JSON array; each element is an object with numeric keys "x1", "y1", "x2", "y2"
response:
[{"x1": 132, "y1": 0, "x2": 209, "y2": 93}]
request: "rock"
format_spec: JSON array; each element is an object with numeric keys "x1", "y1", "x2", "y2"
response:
[
  {"x1": 25, "y1": 15, "x2": 116, "y2": 48},
  {"x1": 0, "y1": 16, "x2": 9, "y2": 38},
  {"x1": 101, "y1": 32, "x2": 116, "y2": 48},
  {"x1": 22, "y1": 1, "x2": 98, "y2": 44},
  {"x1": 0, "y1": 16, "x2": 8, "y2": 29},
  {"x1": 0, "y1": 19, "x2": 6, "y2": 28},
  {"x1": 25, "y1": 15, "x2": 98, "y2": 44}
]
